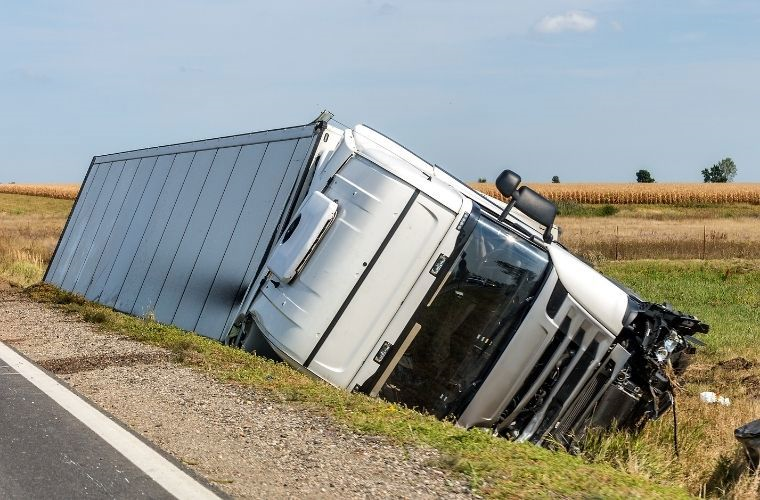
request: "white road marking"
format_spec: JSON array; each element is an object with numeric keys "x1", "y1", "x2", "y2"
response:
[{"x1": 0, "y1": 341, "x2": 220, "y2": 500}]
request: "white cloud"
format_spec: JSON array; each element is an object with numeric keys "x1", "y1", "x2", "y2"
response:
[
  {"x1": 535, "y1": 11, "x2": 598, "y2": 34},
  {"x1": 610, "y1": 20, "x2": 623, "y2": 32}
]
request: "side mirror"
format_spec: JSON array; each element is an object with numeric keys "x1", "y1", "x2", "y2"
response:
[
  {"x1": 513, "y1": 186, "x2": 557, "y2": 243},
  {"x1": 495, "y1": 169, "x2": 557, "y2": 243},
  {"x1": 495, "y1": 170, "x2": 521, "y2": 198}
]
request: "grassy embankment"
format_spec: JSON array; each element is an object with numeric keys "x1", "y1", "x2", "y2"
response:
[{"x1": 2, "y1": 191, "x2": 760, "y2": 497}]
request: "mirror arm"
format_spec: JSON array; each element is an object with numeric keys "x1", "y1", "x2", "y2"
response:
[
  {"x1": 543, "y1": 225, "x2": 554, "y2": 243},
  {"x1": 499, "y1": 199, "x2": 517, "y2": 221}
]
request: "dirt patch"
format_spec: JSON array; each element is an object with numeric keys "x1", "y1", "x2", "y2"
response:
[
  {"x1": 0, "y1": 286, "x2": 473, "y2": 499},
  {"x1": 719, "y1": 357, "x2": 755, "y2": 370},
  {"x1": 741, "y1": 375, "x2": 760, "y2": 398},
  {"x1": 682, "y1": 364, "x2": 714, "y2": 385},
  {"x1": 38, "y1": 352, "x2": 170, "y2": 374}
]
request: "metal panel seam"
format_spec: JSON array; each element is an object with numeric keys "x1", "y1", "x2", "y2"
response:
[
  {"x1": 225, "y1": 123, "x2": 326, "y2": 330},
  {"x1": 126, "y1": 152, "x2": 197, "y2": 313},
  {"x1": 71, "y1": 163, "x2": 133, "y2": 292},
  {"x1": 87, "y1": 157, "x2": 160, "y2": 299},
  {"x1": 218, "y1": 138, "x2": 307, "y2": 335},
  {"x1": 81, "y1": 158, "x2": 145, "y2": 296},
  {"x1": 64, "y1": 164, "x2": 125, "y2": 290},
  {"x1": 169, "y1": 147, "x2": 244, "y2": 324},
  {"x1": 152, "y1": 149, "x2": 220, "y2": 314},
  {"x1": 111, "y1": 154, "x2": 178, "y2": 307},
  {"x1": 192, "y1": 143, "x2": 271, "y2": 332}
]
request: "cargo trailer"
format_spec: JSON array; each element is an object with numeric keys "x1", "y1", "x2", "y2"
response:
[{"x1": 45, "y1": 115, "x2": 343, "y2": 340}]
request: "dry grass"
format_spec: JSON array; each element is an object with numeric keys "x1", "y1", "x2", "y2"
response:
[
  {"x1": 559, "y1": 216, "x2": 760, "y2": 260},
  {"x1": 583, "y1": 391, "x2": 760, "y2": 498},
  {"x1": 0, "y1": 183, "x2": 80, "y2": 200},
  {"x1": 0, "y1": 194, "x2": 72, "y2": 286},
  {"x1": 583, "y1": 390, "x2": 760, "y2": 497},
  {"x1": 473, "y1": 182, "x2": 760, "y2": 205}
]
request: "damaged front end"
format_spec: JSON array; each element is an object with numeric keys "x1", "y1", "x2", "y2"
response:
[
  {"x1": 588, "y1": 300, "x2": 709, "y2": 434},
  {"x1": 493, "y1": 287, "x2": 710, "y2": 448}
]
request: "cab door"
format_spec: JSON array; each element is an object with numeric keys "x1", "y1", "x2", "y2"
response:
[{"x1": 252, "y1": 155, "x2": 457, "y2": 388}]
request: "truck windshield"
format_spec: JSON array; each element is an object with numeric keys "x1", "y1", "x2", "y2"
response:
[{"x1": 380, "y1": 215, "x2": 550, "y2": 418}]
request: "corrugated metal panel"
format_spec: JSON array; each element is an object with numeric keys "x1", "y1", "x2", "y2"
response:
[{"x1": 45, "y1": 122, "x2": 323, "y2": 340}]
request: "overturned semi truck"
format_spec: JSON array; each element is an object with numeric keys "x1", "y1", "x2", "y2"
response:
[{"x1": 46, "y1": 113, "x2": 708, "y2": 447}]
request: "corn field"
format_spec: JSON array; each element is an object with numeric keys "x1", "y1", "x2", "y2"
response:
[
  {"x1": 0, "y1": 183, "x2": 80, "y2": 200},
  {"x1": 472, "y1": 182, "x2": 760, "y2": 205},
  {"x1": 4, "y1": 182, "x2": 760, "y2": 205}
]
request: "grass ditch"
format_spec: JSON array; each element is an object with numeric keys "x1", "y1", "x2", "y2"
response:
[
  {"x1": 25, "y1": 282, "x2": 689, "y2": 499},
  {"x1": 590, "y1": 260, "x2": 760, "y2": 498},
  {"x1": 5, "y1": 190, "x2": 758, "y2": 496}
]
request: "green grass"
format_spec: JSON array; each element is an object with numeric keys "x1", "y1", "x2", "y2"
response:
[
  {"x1": 0, "y1": 193, "x2": 74, "y2": 217},
  {"x1": 618, "y1": 203, "x2": 760, "y2": 220},
  {"x1": 26, "y1": 283, "x2": 689, "y2": 499},
  {"x1": 556, "y1": 200, "x2": 620, "y2": 217},
  {"x1": 600, "y1": 260, "x2": 760, "y2": 359},
  {"x1": 556, "y1": 203, "x2": 760, "y2": 220},
  {"x1": 591, "y1": 260, "x2": 760, "y2": 498}
]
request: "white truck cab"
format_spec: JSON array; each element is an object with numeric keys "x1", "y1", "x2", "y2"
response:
[{"x1": 246, "y1": 123, "x2": 707, "y2": 445}]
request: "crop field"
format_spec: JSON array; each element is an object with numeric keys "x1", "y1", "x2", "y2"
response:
[
  {"x1": 1, "y1": 190, "x2": 759, "y2": 497},
  {"x1": 472, "y1": 182, "x2": 760, "y2": 205},
  {"x1": 10, "y1": 182, "x2": 760, "y2": 205},
  {"x1": 0, "y1": 183, "x2": 80, "y2": 200},
  {"x1": 471, "y1": 183, "x2": 760, "y2": 260}
]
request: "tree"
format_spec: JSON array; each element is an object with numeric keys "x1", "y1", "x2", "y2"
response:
[
  {"x1": 551, "y1": 175, "x2": 560, "y2": 183},
  {"x1": 702, "y1": 158, "x2": 737, "y2": 183},
  {"x1": 477, "y1": 177, "x2": 487, "y2": 183},
  {"x1": 635, "y1": 169, "x2": 655, "y2": 183}
]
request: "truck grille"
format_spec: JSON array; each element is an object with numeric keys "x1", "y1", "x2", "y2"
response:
[
  {"x1": 551, "y1": 363, "x2": 613, "y2": 444},
  {"x1": 497, "y1": 304, "x2": 617, "y2": 444}
]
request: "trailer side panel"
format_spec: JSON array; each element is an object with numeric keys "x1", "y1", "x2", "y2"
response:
[{"x1": 45, "y1": 123, "x2": 322, "y2": 340}]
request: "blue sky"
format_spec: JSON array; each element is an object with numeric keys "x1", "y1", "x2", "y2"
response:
[{"x1": 1, "y1": 0, "x2": 759, "y2": 183}]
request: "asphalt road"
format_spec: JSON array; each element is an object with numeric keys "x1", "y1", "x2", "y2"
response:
[{"x1": 0, "y1": 341, "x2": 220, "y2": 500}]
